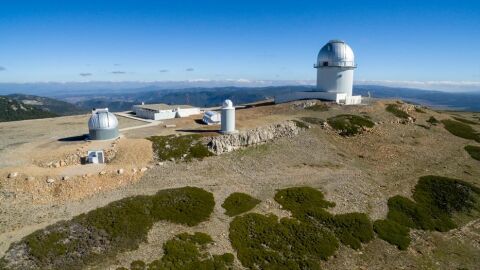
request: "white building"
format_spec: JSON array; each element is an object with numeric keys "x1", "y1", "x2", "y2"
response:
[
  {"x1": 221, "y1": 99, "x2": 237, "y2": 134},
  {"x1": 275, "y1": 40, "x2": 362, "y2": 105},
  {"x1": 132, "y1": 103, "x2": 201, "y2": 120},
  {"x1": 202, "y1": 111, "x2": 221, "y2": 125}
]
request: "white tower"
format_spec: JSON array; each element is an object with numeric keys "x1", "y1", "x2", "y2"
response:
[
  {"x1": 221, "y1": 99, "x2": 236, "y2": 134},
  {"x1": 315, "y1": 40, "x2": 356, "y2": 97}
]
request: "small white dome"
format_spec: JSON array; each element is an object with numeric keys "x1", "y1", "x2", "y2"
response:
[
  {"x1": 223, "y1": 99, "x2": 233, "y2": 108},
  {"x1": 316, "y1": 40, "x2": 355, "y2": 68},
  {"x1": 88, "y1": 109, "x2": 119, "y2": 130}
]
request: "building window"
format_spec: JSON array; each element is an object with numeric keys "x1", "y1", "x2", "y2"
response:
[{"x1": 323, "y1": 61, "x2": 328, "y2": 66}]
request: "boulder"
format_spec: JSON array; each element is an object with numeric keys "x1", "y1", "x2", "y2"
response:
[
  {"x1": 46, "y1": 178, "x2": 55, "y2": 184},
  {"x1": 7, "y1": 172, "x2": 18, "y2": 178},
  {"x1": 117, "y1": 168, "x2": 124, "y2": 175}
]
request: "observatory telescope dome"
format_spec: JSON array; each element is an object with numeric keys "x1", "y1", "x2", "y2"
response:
[
  {"x1": 316, "y1": 40, "x2": 355, "y2": 68},
  {"x1": 88, "y1": 108, "x2": 119, "y2": 140}
]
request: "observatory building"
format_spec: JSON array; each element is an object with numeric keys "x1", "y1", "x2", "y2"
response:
[
  {"x1": 275, "y1": 39, "x2": 361, "y2": 105},
  {"x1": 88, "y1": 108, "x2": 119, "y2": 140}
]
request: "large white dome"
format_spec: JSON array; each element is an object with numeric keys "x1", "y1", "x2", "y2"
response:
[
  {"x1": 88, "y1": 109, "x2": 118, "y2": 130},
  {"x1": 316, "y1": 40, "x2": 355, "y2": 68}
]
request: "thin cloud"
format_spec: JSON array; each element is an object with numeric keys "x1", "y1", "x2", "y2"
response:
[
  {"x1": 79, "y1": 72, "x2": 92, "y2": 77},
  {"x1": 185, "y1": 68, "x2": 194, "y2": 72},
  {"x1": 0, "y1": 66, "x2": 6, "y2": 71},
  {"x1": 111, "y1": 71, "x2": 126, "y2": 74},
  {"x1": 114, "y1": 63, "x2": 121, "y2": 66},
  {"x1": 159, "y1": 69, "x2": 169, "y2": 73}
]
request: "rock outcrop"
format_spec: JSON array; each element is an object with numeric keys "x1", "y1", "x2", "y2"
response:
[{"x1": 207, "y1": 120, "x2": 303, "y2": 155}]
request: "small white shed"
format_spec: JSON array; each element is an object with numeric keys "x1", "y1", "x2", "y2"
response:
[{"x1": 87, "y1": 150, "x2": 105, "y2": 164}]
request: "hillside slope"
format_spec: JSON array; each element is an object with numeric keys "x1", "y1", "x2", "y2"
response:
[
  {"x1": 7, "y1": 94, "x2": 86, "y2": 116},
  {"x1": 0, "y1": 96, "x2": 58, "y2": 122}
]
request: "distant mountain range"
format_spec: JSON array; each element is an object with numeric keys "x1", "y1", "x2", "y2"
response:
[{"x1": 1, "y1": 85, "x2": 479, "y2": 123}]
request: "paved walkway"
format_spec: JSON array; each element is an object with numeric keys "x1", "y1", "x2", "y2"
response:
[{"x1": 115, "y1": 112, "x2": 163, "y2": 132}]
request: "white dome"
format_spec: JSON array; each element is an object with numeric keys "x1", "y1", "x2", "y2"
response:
[
  {"x1": 222, "y1": 99, "x2": 233, "y2": 108},
  {"x1": 88, "y1": 109, "x2": 118, "y2": 130},
  {"x1": 316, "y1": 40, "x2": 355, "y2": 68}
]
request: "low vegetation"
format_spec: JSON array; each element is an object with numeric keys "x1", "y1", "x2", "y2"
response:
[
  {"x1": 292, "y1": 119, "x2": 309, "y2": 129},
  {"x1": 415, "y1": 107, "x2": 426, "y2": 113},
  {"x1": 1, "y1": 187, "x2": 215, "y2": 270},
  {"x1": 275, "y1": 187, "x2": 373, "y2": 249},
  {"x1": 117, "y1": 232, "x2": 234, "y2": 270},
  {"x1": 441, "y1": 119, "x2": 480, "y2": 142},
  {"x1": 305, "y1": 103, "x2": 329, "y2": 112},
  {"x1": 229, "y1": 213, "x2": 338, "y2": 269},
  {"x1": 148, "y1": 134, "x2": 213, "y2": 162},
  {"x1": 453, "y1": 116, "x2": 479, "y2": 125},
  {"x1": 327, "y1": 114, "x2": 375, "y2": 136},
  {"x1": 0, "y1": 96, "x2": 58, "y2": 122},
  {"x1": 222, "y1": 192, "x2": 261, "y2": 217},
  {"x1": 386, "y1": 104, "x2": 410, "y2": 119},
  {"x1": 300, "y1": 117, "x2": 325, "y2": 125},
  {"x1": 465, "y1": 145, "x2": 480, "y2": 161},
  {"x1": 426, "y1": 116, "x2": 439, "y2": 125},
  {"x1": 375, "y1": 176, "x2": 480, "y2": 249},
  {"x1": 373, "y1": 219, "x2": 411, "y2": 250}
]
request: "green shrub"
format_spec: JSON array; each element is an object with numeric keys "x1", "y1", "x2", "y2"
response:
[
  {"x1": 373, "y1": 219, "x2": 411, "y2": 250},
  {"x1": 427, "y1": 116, "x2": 439, "y2": 125},
  {"x1": 148, "y1": 134, "x2": 213, "y2": 162},
  {"x1": 222, "y1": 192, "x2": 261, "y2": 217},
  {"x1": 441, "y1": 119, "x2": 480, "y2": 142},
  {"x1": 274, "y1": 187, "x2": 335, "y2": 215},
  {"x1": 275, "y1": 187, "x2": 373, "y2": 249},
  {"x1": 386, "y1": 196, "x2": 434, "y2": 230},
  {"x1": 329, "y1": 213, "x2": 374, "y2": 249},
  {"x1": 453, "y1": 116, "x2": 479, "y2": 125},
  {"x1": 4, "y1": 187, "x2": 215, "y2": 269},
  {"x1": 306, "y1": 103, "x2": 329, "y2": 112},
  {"x1": 327, "y1": 114, "x2": 375, "y2": 136},
  {"x1": 465, "y1": 145, "x2": 480, "y2": 161},
  {"x1": 229, "y1": 213, "x2": 338, "y2": 269},
  {"x1": 120, "y1": 232, "x2": 234, "y2": 270},
  {"x1": 386, "y1": 104, "x2": 410, "y2": 119}
]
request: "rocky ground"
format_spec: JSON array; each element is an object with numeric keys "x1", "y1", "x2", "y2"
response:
[{"x1": 1, "y1": 100, "x2": 479, "y2": 269}]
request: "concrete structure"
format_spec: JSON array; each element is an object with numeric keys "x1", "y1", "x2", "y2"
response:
[
  {"x1": 275, "y1": 40, "x2": 362, "y2": 105},
  {"x1": 202, "y1": 111, "x2": 221, "y2": 125},
  {"x1": 132, "y1": 103, "x2": 201, "y2": 120},
  {"x1": 87, "y1": 150, "x2": 105, "y2": 164},
  {"x1": 88, "y1": 108, "x2": 119, "y2": 140},
  {"x1": 220, "y1": 100, "x2": 237, "y2": 134}
]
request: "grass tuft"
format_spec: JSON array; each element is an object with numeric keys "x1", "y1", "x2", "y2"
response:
[
  {"x1": 300, "y1": 117, "x2": 325, "y2": 125},
  {"x1": 386, "y1": 104, "x2": 410, "y2": 119},
  {"x1": 327, "y1": 114, "x2": 375, "y2": 136},
  {"x1": 292, "y1": 119, "x2": 309, "y2": 129},
  {"x1": 427, "y1": 116, "x2": 439, "y2": 125},
  {"x1": 306, "y1": 103, "x2": 329, "y2": 112},
  {"x1": 465, "y1": 145, "x2": 480, "y2": 161},
  {"x1": 222, "y1": 192, "x2": 261, "y2": 217}
]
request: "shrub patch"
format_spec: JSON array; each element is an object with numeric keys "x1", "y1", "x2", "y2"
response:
[
  {"x1": 148, "y1": 134, "x2": 213, "y2": 162},
  {"x1": 118, "y1": 232, "x2": 234, "y2": 270},
  {"x1": 373, "y1": 219, "x2": 411, "y2": 250},
  {"x1": 465, "y1": 145, "x2": 480, "y2": 161},
  {"x1": 1, "y1": 187, "x2": 215, "y2": 270},
  {"x1": 222, "y1": 192, "x2": 261, "y2": 217},
  {"x1": 327, "y1": 114, "x2": 375, "y2": 136},
  {"x1": 441, "y1": 119, "x2": 480, "y2": 142},
  {"x1": 386, "y1": 104, "x2": 410, "y2": 119}
]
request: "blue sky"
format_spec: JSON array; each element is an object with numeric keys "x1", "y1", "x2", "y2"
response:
[{"x1": 0, "y1": 0, "x2": 479, "y2": 87}]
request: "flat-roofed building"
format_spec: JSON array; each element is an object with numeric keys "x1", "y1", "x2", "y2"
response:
[{"x1": 132, "y1": 103, "x2": 201, "y2": 120}]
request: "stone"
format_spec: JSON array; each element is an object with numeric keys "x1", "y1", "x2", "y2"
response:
[
  {"x1": 62, "y1": 176, "x2": 70, "y2": 181},
  {"x1": 60, "y1": 160, "x2": 66, "y2": 167},
  {"x1": 117, "y1": 168, "x2": 124, "y2": 175},
  {"x1": 140, "y1": 167, "x2": 148, "y2": 172},
  {"x1": 25, "y1": 176, "x2": 35, "y2": 181},
  {"x1": 53, "y1": 161, "x2": 61, "y2": 168},
  {"x1": 46, "y1": 178, "x2": 55, "y2": 184},
  {"x1": 157, "y1": 162, "x2": 164, "y2": 166},
  {"x1": 99, "y1": 171, "x2": 106, "y2": 175},
  {"x1": 132, "y1": 168, "x2": 138, "y2": 174},
  {"x1": 7, "y1": 172, "x2": 18, "y2": 178}
]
